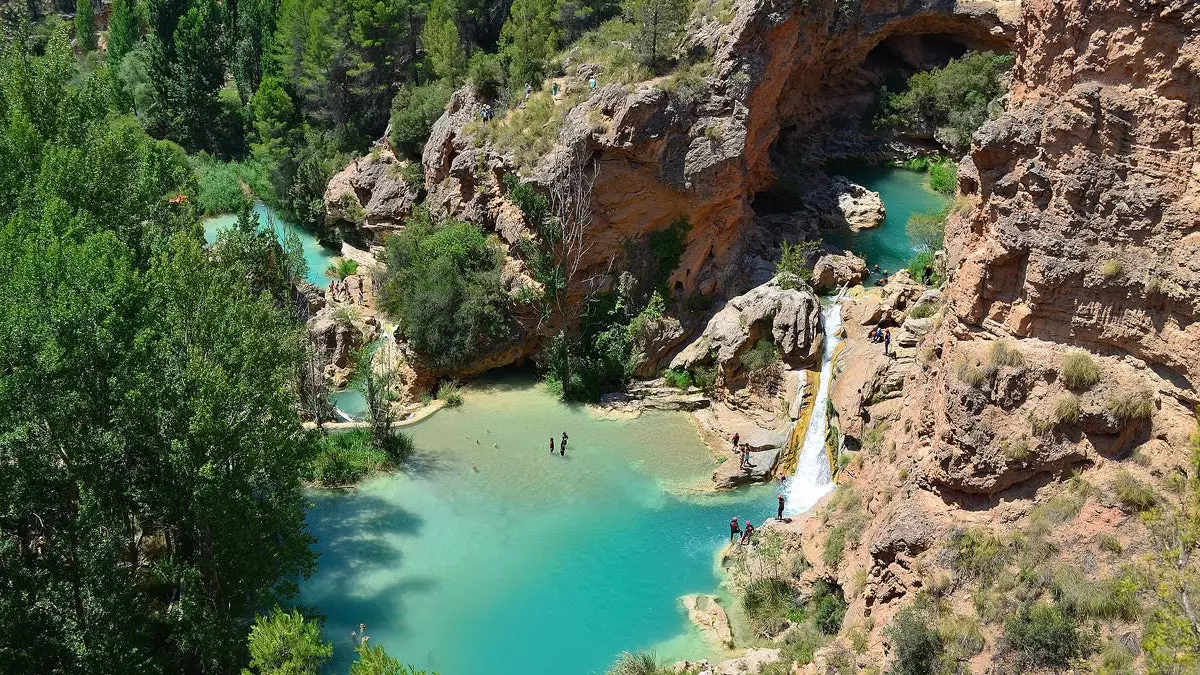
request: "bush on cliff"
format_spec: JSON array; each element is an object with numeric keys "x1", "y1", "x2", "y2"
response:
[
  {"x1": 1003, "y1": 602, "x2": 1092, "y2": 669},
  {"x1": 379, "y1": 209, "x2": 512, "y2": 370},
  {"x1": 877, "y1": 51, "x2": 1014, "y2": 154},
  {"x1": 389, "y1": 81, "x2": 454, "y2": 160}
]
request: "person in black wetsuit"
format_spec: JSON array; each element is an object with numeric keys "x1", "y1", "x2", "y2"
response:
[
  {"x1": 777, "y1": 493, "x2": 786, "y2": 520},
  {"x1": 729, "y1": 516, "x2": 741, "y2": 542},
  {"x1": 560, "y1": 432, "x2": 567, "y2": 456},
  {"x1": 740, "y1": 521, "x2": 755, "y2": 546},
  {"x1": 549, "y1": 437, "x2": 554, "y2": 454}
]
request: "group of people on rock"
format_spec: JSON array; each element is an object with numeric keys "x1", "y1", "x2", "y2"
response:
[
  {"x1": 868, "y1": 326, "x2": 892, "y2": 356},
  {"x1": 328, "y1": 276, "x2": 366, "y2": 305},
  {"x1": 728, "y1": 494, "x2": 787, "y2": 547},
  {"x1": 549, "y1": 431, "x2": 568, "y2": 457}
]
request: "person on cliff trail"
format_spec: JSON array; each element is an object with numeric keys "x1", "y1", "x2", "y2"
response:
[
  {"x1": 549, "y1": 437, "x2": 555, "y2": 454},
  {"x1": 729, "y1": 516, "x2": 741, "y2": 542},
  {"x1": 740, "y1": 521, "x2": 755, "y2": 546},
  {"x1": 740, "y1": 447, "x2": 751, "y2": 470},
  {"x1": 884, "y1": 328, "x2": 892, "y2": 357},
  {"x1": 731, "y1": 432, "x2": 739, "y2": 452},
  {"x1": 777, "y1": 494, "x2": 786, "y2": 520},
  {"x1": 922, "y1": 264, "x2": 933, "y2": 285},
  {"x1": 560, "y1": 431, "x2": 568, "y2": 456}
]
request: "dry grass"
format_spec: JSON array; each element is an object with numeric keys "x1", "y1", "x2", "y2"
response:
[
  {"x1": 1107, "y1": 387, "x2": 1155, "y2": 422},
  {"x1": 1054, "y1": 393, "x2": 1081, "y2": 425},
  {"x1": 956, "y1": 358, "x2": 989, "y2": 388},
  {"x1": 1061, "y1": 350, "x2": 1101, "y2": 390},
  {"x1": 1111, "y1": 470, "x2": 1158, "y2": 512},
  {"x1": 988, "y1": 340, "x2": 1025, "y2": 369},
  {"x1": 1100, "y1": 258, "x2": 1123, "y2": 279}
]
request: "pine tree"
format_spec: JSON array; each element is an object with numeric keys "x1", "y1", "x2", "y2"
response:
[
  {"x1": 422, "y1": 0, "x2": 467, "y2": 84},
  {"x1": 499, "y1": 0, "x2": 557, "y2": 89},
  {"x1": 625, "y1": 0, "x2": 689, "y2": 72},
  {"x1": 74, "y1": 0, "x2": 96, "y2": 51}
]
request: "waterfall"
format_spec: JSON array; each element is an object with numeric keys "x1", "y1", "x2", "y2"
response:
[{"x1": 784, "y1": 295, "x2": 845, "y2": 515}]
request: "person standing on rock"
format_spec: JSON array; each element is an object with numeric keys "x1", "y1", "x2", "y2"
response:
[
  {"x1": 883, "y1": 328, "x2": 892, "y2": 357},
  {"x1": 731, "y1": 432, "x2": 739, "y2": 452},
  {"x1": 560, "y1": 432, "x2": 568, "y2": 456},
  {"x1": 777, "y1": 493, "x2": 786, "y2": 520},
  {"x1": 729, "y1": 516, "x2": 741, "y2": 542},
  {"x1": 740, "y1": 446, "x2": 751, "y2": 470},
  {"x1": 922, "y1": 264, "x2": 933, "y2": 285}
]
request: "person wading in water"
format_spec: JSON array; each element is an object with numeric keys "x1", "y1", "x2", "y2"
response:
[
  {"x1": 560, "y1": 432, "x2": 568, "y2": 457},
  {"x1": 549, "y1": 437, "x2": 554, "y2": 454}
]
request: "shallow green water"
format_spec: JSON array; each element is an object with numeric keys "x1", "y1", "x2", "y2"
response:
[
  {"x1": 825, "y1": 166, "x2": 949, "y2": 278},
  {"x1": 302, "y1": 376, "x2": 775, "y2": 674},
  {"x1": 202, "y1": 202, "x2": 338, "y2": 287}
]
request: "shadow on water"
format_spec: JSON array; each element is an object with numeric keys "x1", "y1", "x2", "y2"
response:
[{"x1": 396, "y1": 449, "x2": 448, "y2": 478}]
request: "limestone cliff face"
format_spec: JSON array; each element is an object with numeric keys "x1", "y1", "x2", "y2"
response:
[
  {"x1": 421, "y1": 0, "x2": 1016, "y2": 300},
  {"x1": 764, "y1": 3, "x2": 1200, "y2": 670},
  {"x1": 950, "y1": 0, "x2": 1200, "y2": 387}
]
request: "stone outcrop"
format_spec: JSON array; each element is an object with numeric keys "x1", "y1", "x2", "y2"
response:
[
  {"x1": 324, "y1": 146, "x2": 423, "y2": 246},
  {"x1": 670, "y1": 278, "x2": 823, "y2": 378},
  {"x1": 812, "y1": 252, "x2": 868, "y2": 292},
  {"x1": 832, "y1": 176, "x2": 885, "y2": 230},
  {"x1": 681, "y1": 594, "x2": 734, "y2": 647}
]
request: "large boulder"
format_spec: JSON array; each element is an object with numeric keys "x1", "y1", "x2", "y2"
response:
[
  {"x1": 712, "y1": 448, "x2": 780, "y2": 489},
  {"x1": 681, "y1": 594, "x2": 734, "y2": 647},
  {"x1": 812, "y1": 252, "x2": 868, "y2": 291},
  {"x1": 324, "y1": 146, "x2": 423, "y2": 246},
  {"x1": 670, "y1": 278, "x2": 823, "y2": 379},
  {"x1": 831, "y1": 175, "x2": 885, "y2": 230}
]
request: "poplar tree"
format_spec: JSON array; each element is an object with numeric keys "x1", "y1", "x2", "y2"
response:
[
  {"x1": 74, "y1": 0, "x2": 96, "y2": 51},
  {"x1": 106, "y1": 0, "x2": 138, "y2": 67},
  {"x1": 423, "y1": 0, "x2": 467, "y2": 84}
]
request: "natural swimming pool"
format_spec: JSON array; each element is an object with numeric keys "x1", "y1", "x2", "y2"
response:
[{"x1": 301, "y1": 377, "x2": 776, "y2": 674}]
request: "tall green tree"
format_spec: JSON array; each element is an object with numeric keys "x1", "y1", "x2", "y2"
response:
[
  {"x1": 167, "y1": 0, "x2": 227, "y2": 150},
  {"x1": 75, "y1": 0, "x2": 97, "y2": 51},
  {"x1": 624, "y1": 0, "x2": 688, "y2": 72},
  {"x1": 106, "y1": 0, "x2": 139, "y2": 76},
  {"x1": 422, "y1": 0, "x2": 467, "y2": 83},
  {"x1": 232, "y1": 0, "x2": 278, "y2": 101},
  {"x1": 499, "y1": 0, "x2": 557, "y2": 88}
]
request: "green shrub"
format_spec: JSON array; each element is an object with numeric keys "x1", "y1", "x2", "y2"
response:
[
  {"x1": 308, "y1": 430, "x2": 393, "y2": 486},
  {"x1": 1051, "y1": 566, "x2": 1139, "y2": 621},
  {"x1": 886, "y1": 597, "x2": 944, "y2": 675},
  {"x1": 1108, "y1": 388, "x2": 1155, "y2": 422},
  {"x1": 1100, "y1": 258, "x2": 1123, "y2": 279},
  {"x1": 814, "y1": 591, "x2": 848, "y2": 635},
  {"x1": 379, "y1": 209, "x2": 512, "y2": 370},
  {"x1": 438, "y1": 380, "x2": 464, "y2": 406},
  {"x1": 389, "y1": 82, "x2": 453, "y2": 160},
  {"x1": 1001, "y1": 439, "x2": 1032, "y2": 461},
  {"x1": 647, "y1": 216, "x2": 691, "y2": 296},
  {"x1": 906, "y1": 205, "x2": 948, "y2": 252},
  {"x1": 948, "y1": 528, "x2": 1008, "y2": 582},
  {"x1": 564, "y1": 19, "x2": 650, "y2": 85},
  {"x1": 776, "y1": 239, "x2": 822, "y2": 288},
  {"x1": 742, "y1": 577, "x2": 795, "y2": 631},
  {"x1": 1111, "y1": 471, "x2": 1158, "y2": 512},
  {"x1": 906, "y1": 250, "x2": 941, "y2": 286},
  {"x1": 928, "y1": 160, "x2": 957, "y2": 195},
  {"x1": 741, "y1": 339, "x2": 780, "y2": 373},
  {"x1": 766, "y1": 623, "x2": 828, "y2": 671},
  {"x1": 907, "y1": 300, "x2": 938, "y2": 319},
  {"x1": 1097, "y1": 534, "x2": 1123, "y2": 554},
  {"x1": 468, "y1": 52, "x2": 505, "y2": 98},
  {"x1": 939, "y1": 612, "x2": 985, "y2": 663},
  {"x1": 606, "y1": 651, "x2": 667, "y2": 675},
  {"x1": 1054, "y1": 393, "x2": 1081, "y2": 425},
  {"x1": 662, "y1": 368, "x2": 692, "y2": 389},
  {"x1": 326, "y1": 257, "x2": 359, "y2": 280},
  {"x1": 193, "y1": 158, "x2": 250, "y2": 215},
  {"x1": 1061, "y1": 350, "x2": 1101, "y2": 390},
  {"x1": 401, "y1": 161, "x2": 425, "y2": 186},
  {"x1": 689, "y1": 365, "x2": 717, "y2": 391},
  {"x1": 661, "y1": 60, "x2": 713, "y2": 106},
  {"x1": 1003, "y1": 602, "x2": 1091, "y2": 669},
  {"x1": 1097, "y1": 639, "x2": 1136, "y2": 675},
  {"x1": 877, "y1": 51, "x2": 1014, "y2": 154}
]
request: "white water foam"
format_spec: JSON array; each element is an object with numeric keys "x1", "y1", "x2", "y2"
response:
[{"x1": 784, "y1": 296, "x2": 845, "y2": 515}]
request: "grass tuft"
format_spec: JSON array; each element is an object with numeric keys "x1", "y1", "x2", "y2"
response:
[
  {"x1": 1111, "y1": 470, "x2": 1158, "y2": 512},
  {"x1": 1107, "y1": 388, "x2": 1155, "y2": 422},
  {"x1": 1054, "y1": 393, "x2": 1081, "y2": 425},
  {"x1": 1061, "y1": 350, "x2": 1101, "y2": 390}
]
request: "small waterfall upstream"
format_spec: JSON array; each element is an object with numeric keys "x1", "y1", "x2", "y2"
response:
[{"x1": 784, "y1": 295, "x2": 845, "y2": 515}]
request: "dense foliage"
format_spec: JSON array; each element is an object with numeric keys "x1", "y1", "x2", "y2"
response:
[
  {"x1": 0, "y1": 31, "x2": 319, "y2": 673},
  {"x1": 878, "y1": 51, "x2": 1013, "y2": 154},
  {"x1": 378, "y1": 209, "x2": 512, "y2": 370}
]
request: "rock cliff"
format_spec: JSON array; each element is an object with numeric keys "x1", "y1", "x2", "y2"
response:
[{"x1": 744, "y1": 2, "x2": 1200, "y2": 671}]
